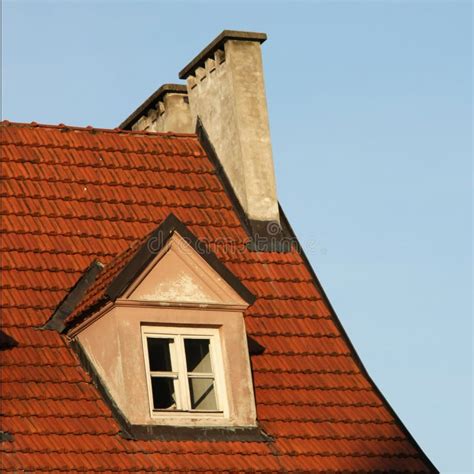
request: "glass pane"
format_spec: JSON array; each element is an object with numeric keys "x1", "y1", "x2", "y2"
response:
[
  {"x1": 184, "y1": 338, "x2": 212, "y2": 373},
  {"x1": 147, "y1": 337, "x2": 173, "y2": 372},
  {"x1": 189, "y1": 377, "x2": 217, "y2": 410},
  {"x1": 151, "y1": 377, "x2": 177, "y2": 410}
]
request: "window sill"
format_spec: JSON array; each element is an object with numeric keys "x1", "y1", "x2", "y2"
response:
[{"x1": 152, "y1": 409, "x2": 224, "y2": 416}]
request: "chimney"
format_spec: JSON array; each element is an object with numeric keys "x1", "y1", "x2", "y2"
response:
[
  {"x1": 119, "y1": 84, "x2": 193, "y2": 134},
  {"x1": 121, "y1": 30, "x2": 279, "y2": 226}
]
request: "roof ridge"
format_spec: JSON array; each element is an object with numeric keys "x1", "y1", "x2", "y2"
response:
[{"x1": 0, "y1": 120, "x2": 198, "y2": 139}]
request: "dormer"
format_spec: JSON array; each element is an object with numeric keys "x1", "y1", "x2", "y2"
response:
[{"x1": 48, "y1": 215, "x2": 263, "y2": 439}]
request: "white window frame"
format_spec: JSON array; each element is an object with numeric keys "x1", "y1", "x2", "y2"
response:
[{"x1": 141, "y1": 326, "x2": 228, "y2": 418}]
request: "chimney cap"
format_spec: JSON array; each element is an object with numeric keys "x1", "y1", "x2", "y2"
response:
[
  {"x1": 119, "y1": 83, "x2": 187, "y2": 130},
  {"x1": 179, "y1": 30, "x2": 267, "y2": 80}
]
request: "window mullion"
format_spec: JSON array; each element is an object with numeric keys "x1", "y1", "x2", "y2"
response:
[
  {"x1": 168, "y1": 336, "x2": 181, "y2": 410},
  {"x1": 176, "y1": 335, "x2": 191, "y2": 411}
]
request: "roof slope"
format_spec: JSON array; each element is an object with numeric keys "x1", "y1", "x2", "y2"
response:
[{"x1": 0, "y1": 121, "x2": 436, "y2": 472}]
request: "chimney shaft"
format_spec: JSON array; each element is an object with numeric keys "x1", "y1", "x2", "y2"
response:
[{"x1": 180, "y1": 31, "x2": 278, "y2": 224}]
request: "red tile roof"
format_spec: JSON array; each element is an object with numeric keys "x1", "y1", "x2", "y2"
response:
[{"x1": 0, "y1": 121, "x2": 436, "y2": 472}]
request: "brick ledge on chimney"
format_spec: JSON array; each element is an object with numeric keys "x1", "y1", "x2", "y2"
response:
[{"x1": 179, "y1": 30, "x2": 267, "y2": 80}]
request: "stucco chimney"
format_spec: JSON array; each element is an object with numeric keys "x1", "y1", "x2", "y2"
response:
[
  {"x1": 179, "y1": 31, "x2": 279, "y2": 225},
  {"x1": 119, "y1": 84, "x2": 193, "y2": 134}
]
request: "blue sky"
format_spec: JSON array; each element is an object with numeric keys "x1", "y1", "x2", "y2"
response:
[{"x1": 2, "y1": 1, "x2": 472, "y2": 472}]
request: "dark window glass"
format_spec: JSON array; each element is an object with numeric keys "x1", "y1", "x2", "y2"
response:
[
  {"x1": 151, "y1": 377, "x2": 176, "y2": 410},
  {"x1": 184, "y1": 338, "x2": 212, "y2": 373},
  {"x1": 147, "y1": 337, "x2": 173, "y2": 372}
]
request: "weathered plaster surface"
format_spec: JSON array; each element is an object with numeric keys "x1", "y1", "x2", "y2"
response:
[
  {"x1": 185, "y1": 39, "x2": 279, "y2": 223},
  {"x1": 128, "y1": 235, "x2": 232, "y2": 305}
]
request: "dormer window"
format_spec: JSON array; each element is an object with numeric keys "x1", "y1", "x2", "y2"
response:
[
  {"x1": 142, "y1": 326, "x2": 227, "y2": 416},
  {"x1": 60, "y1": 215, "x2": 259, "y2": 432}
]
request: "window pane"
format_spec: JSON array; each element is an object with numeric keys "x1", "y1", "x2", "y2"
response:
[
  {"x1": 189, "y1": 377, "x2": 217, "y2": 410},
  {"x1": 147, "y1": 337, "x2": 173, "y2": 372},
  {"x1": 184, "y1": 338, "x2": 212, "y2": 373},
  {"x1": 151, "y1": 377, "x2": 177, "y2": 410}
]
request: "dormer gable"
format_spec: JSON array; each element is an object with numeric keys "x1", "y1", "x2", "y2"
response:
[{"x1": 123, "y1": 232, "x2": 248, "y2": 308}]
